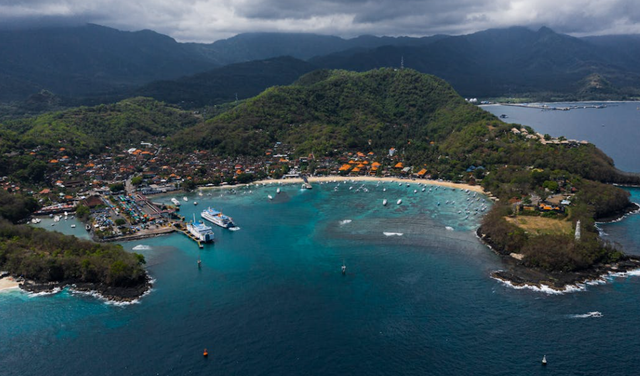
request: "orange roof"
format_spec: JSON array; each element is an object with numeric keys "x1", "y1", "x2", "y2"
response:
[
  {"x1": 357, "y1": 152, "x2": 365, "y2": 157},
  {"x1": 236, "y1": 169, "x2": 243, "y2": 175},
  {"x1": 394, "y1": 162, "x2": 404, "y2": 168},
  {"x1": 339, "y1": 164, "x2": 352, "y2": 171},
  {"x1": 356, "y1": 164, "x2": 365, "y2": 169},
  {"x1": 59, "y1": 147, "x2": 66, "y2": 151},
  {"x1": 352, "y1": 167, "x2": 361, "y2": 173},
  {"x1": 417, "y1": 169, "x2": 428, "y2": 176},
  {"x1": 349, "y1": 160, "x2": 357, "y2": 164},
  {"x1": 50, "y1": 159, "x2": 58, "y2": 163},
  {"x1": 362, "y1": 161, "x2": 369, "y2": 165},
  {"x1": 279, "y1": 158, "x2": 288, "y2": 163},
  {"x1": 368, "y1": 152, "x2": 374, "y2": 155},
  {"x1": 371, "y1": 162, "x2": 381, "y2": 168},
  {"x1": 29, "y1": 152, "x2": 36, "y2": 155},
  {"x1": 39, "y1": 188, "x2": 51, "y2": 194}
]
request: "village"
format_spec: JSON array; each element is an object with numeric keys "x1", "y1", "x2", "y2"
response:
[{"x1": 4, "y1": 122, "x2": 585, "y2": 243}]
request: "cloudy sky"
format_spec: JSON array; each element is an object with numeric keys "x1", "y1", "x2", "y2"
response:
[{"x1": 1, "y1": 0, "x2": 639, "y2": 42}]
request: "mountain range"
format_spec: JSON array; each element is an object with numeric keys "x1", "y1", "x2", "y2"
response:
[{"x1": 2, "y1": 24, "x2": 640, "y2": 105}]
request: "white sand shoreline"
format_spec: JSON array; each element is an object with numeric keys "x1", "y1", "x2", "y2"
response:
[
  {"x1": 0, "y1": 276, "x2": 20, "y2": 292},
  {"x1": 199, "y1": 176, "x2": 486, "y2": 195}
]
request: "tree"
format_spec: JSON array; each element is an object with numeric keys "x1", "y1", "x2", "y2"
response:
[
  {"x1": 182, "y1": 179, "x2": 197, "y2": 191},
  {"x1": 75, "y1": 204, "x2": 90, "y2": 220},
  {"x1": 109, "y1": 182, "x2": 125, "y2": 193},
  {"x1": 131, "y1": 176, "x2": 143, "y2": 186}
]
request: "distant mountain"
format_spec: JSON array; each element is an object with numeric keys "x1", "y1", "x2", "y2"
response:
[
  {"x1": 0, "y1": 24, "x2": 217, "y2": 101},
  {"x1": 311, "y1": 27, "x2": 640, "y2": 99},
  {"x1": 134, "y1": 56, "x2": 317, "y2": 107},
  {"x1": 4, "y1": 24, "x2": 640, "y2": 104},
  {"x1": 186, "y1": 32, "x2": 447, "y2": 65}
]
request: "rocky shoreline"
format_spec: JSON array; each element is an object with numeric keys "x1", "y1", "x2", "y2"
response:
[
  {"x1": 476, "y1": 227, "x2": 640, "y2": 292},
  {"x1": 17, "y1": 273, "x2": 152, "y2": 303},
  {"x1": 595, "y1": 202, "x2": 640, "y2": 223}
]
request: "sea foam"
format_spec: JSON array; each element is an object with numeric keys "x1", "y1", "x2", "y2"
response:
[{"x1": 570, "y1": 311, "x2": 603, "y2": 319}]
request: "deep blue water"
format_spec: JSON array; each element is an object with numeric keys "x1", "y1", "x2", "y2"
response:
[{"x1": 483, "y1": 102, "x2": 640, "y2": 172}]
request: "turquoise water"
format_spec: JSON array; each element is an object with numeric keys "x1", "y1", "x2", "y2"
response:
[
  {"x1": 1, "y1": 181, "x2": 639, "y2": 375},
  {"x1": 483, "y1": 102, "x2": 640, "y2": 172}
]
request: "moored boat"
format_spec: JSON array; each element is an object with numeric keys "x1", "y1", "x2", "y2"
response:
[
  {"x1": 186, "y1": 217, "x2": 214, "y2": 243},
  {"x1": 201, "y1": 208, "x2": 237, "y2": 229}
]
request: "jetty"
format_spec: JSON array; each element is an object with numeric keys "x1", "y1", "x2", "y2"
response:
[{"x1": 301, "y1": 174, "x2": 313, "y2": 189}]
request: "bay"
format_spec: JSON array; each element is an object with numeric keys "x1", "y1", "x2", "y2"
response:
[{"x1": 1, "y1": 104, "x2": 640, "y2": 374}]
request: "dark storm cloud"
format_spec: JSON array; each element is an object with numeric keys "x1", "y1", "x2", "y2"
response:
[{"x1": 0, "y1": 0, "x2": 639, "y2": 42}]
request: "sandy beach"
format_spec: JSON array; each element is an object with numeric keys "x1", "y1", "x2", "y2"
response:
[
  {"x1": 246, "y1": 176, "x2": 486, "y2": 194},
  {"x1": 0, "y1": 276, "x2": 19, "y2": 292}
]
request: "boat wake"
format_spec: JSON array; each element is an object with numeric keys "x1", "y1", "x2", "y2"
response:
[
  {"x1": 340, "y1": 220, "x2": 352, "y2": 225},
  {"x1": 383, "y1": 232, "x2": 404, "y2": 237},
  {"x1": 570, "y1": 311, "x2": 603, "y2": 319}
]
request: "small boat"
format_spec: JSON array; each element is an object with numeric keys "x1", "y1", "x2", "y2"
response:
[
  {"x1": 203, "y1": 349, "x2": 208, "y2": 357},
  {"x1": 183, "y1": 197, "x2": 188, "y2": 202},
  {"x1": 71, "y1": 224, "x2": 76, "y2": 228},
  {"x1": 277, "y1": 188, "x2": 281, "y2": 194},
  {"x1": 85, "y1": 224, "x2": 91, "y2": 231},
  {"x1": 542, "y1": 355, "x2": 547, "y2": 365},
  {"x1": 383, "y1": 188, "x2": 386, "y2": 192},
  {"x1": 397, "y1": 199, "x2": 402, "y2": 205},
  {"x1": 268, "y1": 195, "x2": 273, "y2": 200},
  {"x1": 341, "y1": 262, "x2": 346, "y2": 275},
  {"x1": 383, "y1": 199, "x2": 388, "y2": 206},
  {"x1": 197, "y1": 258, "x2": 201, "y2": 268},
  {"x1": 193, "y1": 201, "x2": 198, "y2": 206}
]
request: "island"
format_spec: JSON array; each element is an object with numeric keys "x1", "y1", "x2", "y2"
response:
[{"x1": 1, "y1": 67, "x2": 639, "y2": 299}]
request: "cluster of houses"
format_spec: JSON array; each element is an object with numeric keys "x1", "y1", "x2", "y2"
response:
[{"x1": 511, "y1": 127, "x2": 589, "y2": 146}]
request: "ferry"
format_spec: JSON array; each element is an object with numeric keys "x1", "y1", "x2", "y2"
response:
[
  {"x1": 171, "y1": 198, "x2": 181, "y2": 206},
  {"x1": 201, "y1": 208, "x2": 236, "y2": 229},
  {"x1": 186, "y1": 218, "x2": 215, "y2": 243}
]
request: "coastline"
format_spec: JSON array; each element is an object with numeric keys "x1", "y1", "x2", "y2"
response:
[
  {"x1": 0, "y1": 273, "x2": 152, "y2": 302},
  {"x1": 199, "y1": 175, "x2": 486, "y2": 195},
  {"x1": 476, "y1": 227, "x2": 640, "y2": 293},
  {"x1": 0, "y1": 275, "x2": 19, "y2": 292}
]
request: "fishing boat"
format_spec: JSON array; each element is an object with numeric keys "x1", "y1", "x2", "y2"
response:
[
  {"x1": 397, "y1": 199, "x2": 402, "y2": 205},
  {"x1": 542, "y1": 355, "x2": 547, "y2": 365},
  {"x1": 383, "y1": 199, "x2": 388, "y2": 206}
]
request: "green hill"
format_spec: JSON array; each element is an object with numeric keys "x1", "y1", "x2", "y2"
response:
[
  {"x1": 170, "y1": 68, "x2": 493, "y2": 156},
  {"x1": 2, "y1": 97, "x2": 200, "y2": 157}
]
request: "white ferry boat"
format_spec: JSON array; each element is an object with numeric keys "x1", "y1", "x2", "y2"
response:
[
  {"x1": 186, "y1": 218, "x2": 215, "y2": 243},
  {"x1": 171, "y1": 198, "x2": 181, "y2": 206},
  {"x1": 201, "y1": 208, "x2": 236, "y2": 229}
]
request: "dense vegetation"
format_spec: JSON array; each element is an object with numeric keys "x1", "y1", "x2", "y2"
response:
[
  {"x1": 171, "y1": 68, "x2": 494, "y2": 156},
  {"x1": 0, "y1": 97, "x2": 200, "y2": 157},
  {"x1": 0, "y1": 189, "x2": 147, "y2": 291}
]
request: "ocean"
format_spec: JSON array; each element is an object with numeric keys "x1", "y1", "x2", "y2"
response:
[{"x1": 1, "y1": 104, "x2": 640, "y2": 375}]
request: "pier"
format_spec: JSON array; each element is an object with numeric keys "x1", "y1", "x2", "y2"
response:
[{"x1": 301, "y1": 174, "x2": 313, "y2": 189}]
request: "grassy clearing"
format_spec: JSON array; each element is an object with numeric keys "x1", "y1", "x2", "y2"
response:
[{"x1": 505, "y1": 215, "x2": 573, "y2": 236}]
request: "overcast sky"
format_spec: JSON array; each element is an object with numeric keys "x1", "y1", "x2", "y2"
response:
[{"x1": 1, "y1": 0, "x2": 639, "y2": 42}]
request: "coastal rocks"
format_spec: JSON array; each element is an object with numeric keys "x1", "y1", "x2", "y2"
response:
[
  {"x1": 477, "y1": 227, "x2": 640, "y2": 292},
  {"x1": 18, "y1": 274, "x2": 152, "y2": 302}
]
